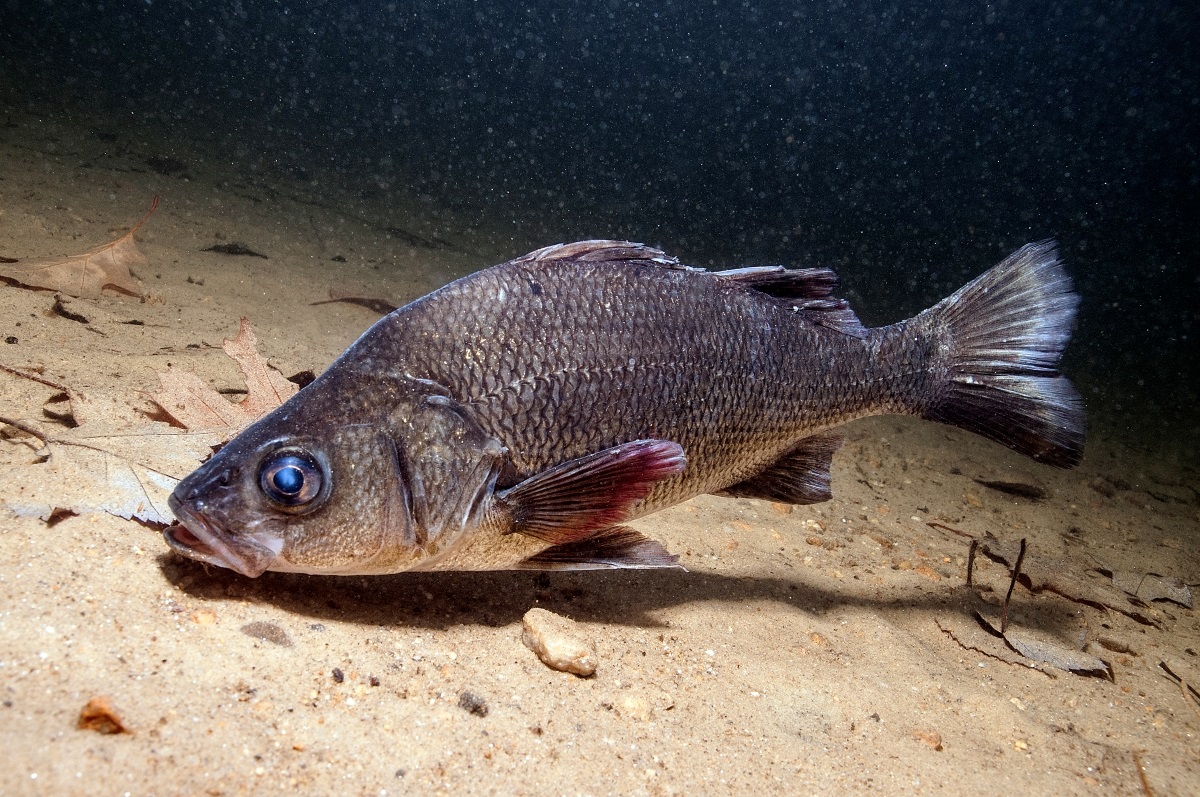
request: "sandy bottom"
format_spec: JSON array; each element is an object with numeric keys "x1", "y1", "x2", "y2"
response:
[{"x1": 2, "y1": 112, "x2": 1199, "y2": 796}]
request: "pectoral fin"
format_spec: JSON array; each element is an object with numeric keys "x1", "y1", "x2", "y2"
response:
[
  {"x1": 497, "y1": 439, "x2": 686, "y2": 544},
  {"x1": 718, "y1": 431, "x2": 843, "y2": 505},
  {"x1": 519, "y1": 526, "x2": 683, "y2": 570}
]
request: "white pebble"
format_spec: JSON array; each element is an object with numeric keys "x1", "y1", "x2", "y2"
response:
[{"x1": 521, "y1": 608, "x2": 597, "y2": 677}]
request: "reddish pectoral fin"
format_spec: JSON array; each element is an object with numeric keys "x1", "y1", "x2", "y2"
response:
[
  {"x1": 717, "y1": 431, "x2": 843, "y2": 505},
  {"x1": 518, "y1": 526, "x2": 683, "y2": 570},
  {"x1": 497, "y1": 439, "x2": 686, "y2": 544}
]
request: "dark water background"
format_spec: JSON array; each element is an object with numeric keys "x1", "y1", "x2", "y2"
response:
[{"x1": 2, "y1": 1, "x2": 1196, "y2": 453}]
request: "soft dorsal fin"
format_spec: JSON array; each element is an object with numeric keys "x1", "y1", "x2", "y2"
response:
[
  {"x1": 715, "y1": 265, "x2": 868, "y2": 338},
  {"x1": 713, "y1": 265, "x2": 838, "y2": 299},
  {"x1": 518, "y1": 240, "x2": 687, "y2": 269},
  {"x1": 514, "y1": 241, "x2": 867, "y2": 336}
]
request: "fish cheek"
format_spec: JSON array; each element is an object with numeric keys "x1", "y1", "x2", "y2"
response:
[{"x1": 275, "y1": 429, "x2": 410, "y2": 574}]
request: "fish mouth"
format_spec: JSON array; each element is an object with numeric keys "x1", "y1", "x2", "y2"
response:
[{"x1": 165, "y1": 496, "x2": 279, "y2": 578}]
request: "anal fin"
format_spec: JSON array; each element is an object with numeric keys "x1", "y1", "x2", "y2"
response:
[
  {"x1": 718, "y1": 431, "x2": 843, "y2": 505},
  {"x1": 518, "y1": 526, "x2": 683, "y2": 571},
  {"x1": 497, "y1": 439, "x2": 686, "y2": 544}
]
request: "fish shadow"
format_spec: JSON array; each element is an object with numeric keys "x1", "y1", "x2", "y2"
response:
[{"x1": 156, "y1": 552, "x2": 1081, "y2": 638}]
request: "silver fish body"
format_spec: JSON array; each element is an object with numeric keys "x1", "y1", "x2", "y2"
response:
[{"x1": 166, "y1": 240, "x2": 1084, "y2": 576}]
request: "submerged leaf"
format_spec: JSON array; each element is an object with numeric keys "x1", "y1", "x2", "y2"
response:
[
  {"x1": 1105, "y1": 570, "x2": 1194, "y2": 608},
  {"x1": 3, "y1": 418, "x2": 223, "y2": 526},
  {"x1": 1003, "y1": 631, "x2": 1111, "y2": 677},
  {"x1": 150, "y1": 318, "x2": 296, "y2": 437},
  {"x1": 2, "y1": 317, "x2": 294, "y2": 526},
  {"x1": 0, "y1": 197, "x2": 157, "y2": 299}
]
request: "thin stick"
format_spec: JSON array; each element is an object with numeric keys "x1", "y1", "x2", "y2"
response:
[
  {"x1": 1131, "y1": 749, "x2": 1154, "y2": 797},
  {"x1": 1000, "y1": 538, "x2": 1027, "y2": 634},
  {"x1": 966, "y1": 539, "x2": 978, "y2": 587},
  {"x1": 927, "y1": 521, "x2": 974, "y2": 538},
  {"x1": 0, "y1": 362, "x2": 72, "y2": 392},
  {"x1": 1158, "y1": 661, "x2": 1200, "y2": 718}
]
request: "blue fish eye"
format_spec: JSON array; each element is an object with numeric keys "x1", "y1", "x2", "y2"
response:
[{"x1": 259, "y1": 451, "x2": 323, "y2": 508}]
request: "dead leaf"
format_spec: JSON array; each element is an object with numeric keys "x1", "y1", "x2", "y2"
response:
[
  {"x1": 1, "y1": 318, "x2": 292, "y2": 526},
  {"x1": 77, "y1": 695, "x2": 132, "y2": 735},
  {"x1": 150, "y1": 317, "x2": 296, "y2": 436},
  {"x1": 202, "y1": 242, "x2": 268, "y2": 258},
  {"x1": 1001, "y1": 628, "x2": 1111, "y2": 677},
  {"x1": 971, "y1": 532, "x2": 1159, "y2": 627},
  {"x1": 1, "y1": 414, "x2": 223, "y2": 526},
  {"x1": 937, "y1": 587, "x2": 1110, "y2": 678},
  {"x1": 0, "y1": 197, "x2": 157, "y2": 299},
  {"x1": 1102, "y1": 569, "x2": 1194, "y2": 608}
]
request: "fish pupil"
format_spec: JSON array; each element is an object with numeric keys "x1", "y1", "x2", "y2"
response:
[
  {"x1": 273, "y1": 465, "x2": 303, "y2": 495},
  {"x1": 259, "y1": 451, "x2": 322, "y2": 508}
]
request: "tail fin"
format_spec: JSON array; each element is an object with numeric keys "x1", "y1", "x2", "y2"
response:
[{"x1": 920, "y1": 240, "x2": 1085, "y2": 467}]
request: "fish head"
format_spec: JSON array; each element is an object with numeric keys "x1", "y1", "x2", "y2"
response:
[{"x1": 166, "y1": 414, "x2": 416, "y2": 577}]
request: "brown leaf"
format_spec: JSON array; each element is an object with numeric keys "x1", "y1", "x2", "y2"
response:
[
  {"x1": 2, "y1": 415, "x2": 224, "y2": 525},
  {"x1": 2, "y1": 318, "x2": 296, "y2": 526},
  {"x1": 77, "y1": 695, "x2": 131, "y2": 735},
  {"x1": 150, "y1": 318, "x2": 296, "y2": 436},
  {"x1": 219, "y1": 318, "x2": 297, "y2": 419},
  {"x1": 0, "y1": 197, "x2": 158, "y2": 299},
  {"x1": 973, "y1": 532, "x2": 1160, "y2": 627}
]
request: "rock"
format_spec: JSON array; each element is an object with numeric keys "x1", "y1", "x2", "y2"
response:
[{"x1": 521, "y1": 608, "x2": 598, "y2": 677}]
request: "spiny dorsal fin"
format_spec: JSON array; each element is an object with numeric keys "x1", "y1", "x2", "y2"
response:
[{"x1": 519, "y1": 240, "x2": 686, "y2": 268}]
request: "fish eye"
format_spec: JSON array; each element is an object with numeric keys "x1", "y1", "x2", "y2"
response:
[{"x1": 259, "y1": 450, "x2": 323, "y2": 508}]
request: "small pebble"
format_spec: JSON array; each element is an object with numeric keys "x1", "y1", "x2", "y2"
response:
[
  {"x1": 457, "y1": 690, "x2": 488, "y2": 717},
  {"x1": 521, "y1": 608, "x2": 598, "y2": 677},
  {"x1": 240, "y1": 621, "x2": 292, "y2": 647}
]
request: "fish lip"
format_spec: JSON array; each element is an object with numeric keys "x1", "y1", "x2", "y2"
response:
[{"x1": 165, "y1": 496, "x2": 277, "y2": 578}]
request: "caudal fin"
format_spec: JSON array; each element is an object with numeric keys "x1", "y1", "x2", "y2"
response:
[{"x1": 920, "y1": 240, "x2": 1085, "y2": 467}]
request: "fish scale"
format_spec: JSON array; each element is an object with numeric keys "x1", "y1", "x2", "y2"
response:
[
  {"x1": 380, "y1": 258, "x2": 884, "y2": 508},
  {"x1": 165, "y1": 239, "x2": 1083, "y2": 576}
]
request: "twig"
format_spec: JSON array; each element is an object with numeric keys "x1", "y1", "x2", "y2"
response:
[
  {"x1": 1131, "y1": 749, "x2": 1154, "y2": 797},
  {"x1": 966, "y1": 539, "x2": 978, "y2": 587},
  {"x1": 1000, "y1": 538, "x2": 1027, "y2": 634},
  {"x1": 0, "y1": 362, "x2": 72, "y2": 393},
  {"x1": 0, "y1": 415, "x2": 51, "y2": 458},
  {"x1": 1158, "y1": 661, "x2": 1200, "y2": 718},
  {"x1": 927, "y1": 521, "x2": 974, "y2": 538}
]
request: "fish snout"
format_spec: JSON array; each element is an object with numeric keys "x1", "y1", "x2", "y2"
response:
[{"x1": 164, "y1": 480, "x2": 280, "y2": 578}]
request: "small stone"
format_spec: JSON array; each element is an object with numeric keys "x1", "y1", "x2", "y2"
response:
[
  {"x1": 521, "y1": 608, "x2": 598, "y2": 677},
  {"x1": 457, "y1": 690, "x2": 488, "y2": 717},
  {"x1": 240, "y1": 621, "x2": 292, "y2": 647},
  {"x1": 620, "y1": 695, "x2": 652, "y2": 721}
]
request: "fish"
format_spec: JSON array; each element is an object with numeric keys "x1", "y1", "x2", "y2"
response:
[{"x1": 165, "y1": 239, "x2": 1084, "y2": 577}]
